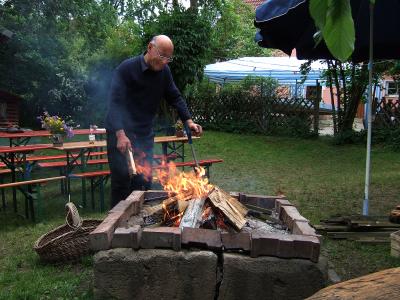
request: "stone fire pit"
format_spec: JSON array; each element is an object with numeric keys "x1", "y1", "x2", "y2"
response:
[{"x1": 91, "y1": 190, "x2": 327, "y2": 300}]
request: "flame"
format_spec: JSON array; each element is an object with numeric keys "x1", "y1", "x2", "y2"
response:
[
  {"x1": 133, "y1": 151, "x2": 153, "y2": 181},
  {"x1": 155, "y1": 161, "x2": 213, "y2": 200}
]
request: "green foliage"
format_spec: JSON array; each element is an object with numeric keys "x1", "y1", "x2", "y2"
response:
[
  {"x1": 333, "y1": 129, "x2": 366, "y2": 145},
  {"x1": 309, "y1": 0, "x2": 355, "y2": 62},
  {"x1": 0, "y1": 0, "x2": 274, "y2": 128},
  {"x1": 372, "y1": 127, "x2": 400, "y2": 151},
  {"x1": 143, "y1": 7, "x2": 212, "y2": 91},
  {"x1": 210, "y1": 0, "x2": 271, "y2": 60}
]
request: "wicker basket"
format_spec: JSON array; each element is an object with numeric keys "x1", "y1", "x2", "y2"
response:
[{"x1": 34, "y1": 219, "x2": 102, "y2": 263}]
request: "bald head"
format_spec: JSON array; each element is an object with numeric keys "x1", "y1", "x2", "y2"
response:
[
  {"x1": 151, "y1": 35, "x2": 174, "y2": 52},
  {"x1": 145, "y1": 35, "x2": 174, "y2": 71}
]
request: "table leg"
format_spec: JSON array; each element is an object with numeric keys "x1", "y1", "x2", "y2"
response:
[
  {"x1": 81, "y1": 149, "x2": 87, "y2": 208},
  {"x1": 66, "y1": 152, "x2": 72, "y2": 200},
  {"x1": 11, "y1": 154, "x2": 17, "y2": 213}
]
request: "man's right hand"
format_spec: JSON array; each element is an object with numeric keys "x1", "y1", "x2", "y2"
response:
[{"x1": 116, "y1": 130, "x2": 131, "y2": 153}]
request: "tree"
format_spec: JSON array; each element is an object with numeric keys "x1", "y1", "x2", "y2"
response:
[
  {"x1": 143, "y1": 6, "x2": 212, "y2": 91},
  {"x1": 210, "y1": 0, "x2": 271, "y2": 61}
]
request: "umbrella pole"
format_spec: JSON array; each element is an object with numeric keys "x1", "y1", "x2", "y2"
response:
[{"x1": 363, "y1": 2, "x2": 374, "y2": 216}]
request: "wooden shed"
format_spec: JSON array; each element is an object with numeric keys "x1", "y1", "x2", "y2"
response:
[{"x1": 0, "y1": 90, "x2": 21, "y2": 128}]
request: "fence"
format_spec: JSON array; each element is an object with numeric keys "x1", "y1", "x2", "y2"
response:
[{"x1": 374, "y1": 97, "x2": 400, "y2": 128}]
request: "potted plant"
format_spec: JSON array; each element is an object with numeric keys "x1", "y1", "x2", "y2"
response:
[
  {"x1": 38, "y1": 111, "x2": 74, "y2": 146},
  {"x1": 174, "y1": 120, "x2": 184, "y2": 137}
]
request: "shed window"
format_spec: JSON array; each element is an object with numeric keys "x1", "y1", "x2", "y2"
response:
[{"x1": 387, "y1": 81, "x2": 399, "y2": 96}]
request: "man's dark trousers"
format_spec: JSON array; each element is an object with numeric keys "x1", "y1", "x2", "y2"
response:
[{"x1": 107, "y1": 133, "x2": 153, "y2": 208}]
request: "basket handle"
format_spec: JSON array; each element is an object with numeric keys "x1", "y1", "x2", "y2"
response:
[{"x1": 65, "y1": 202, "x2": 83, "y2": 230}]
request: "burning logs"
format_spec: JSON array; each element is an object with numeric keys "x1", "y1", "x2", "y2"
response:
[{"x1": 151, "y1": 186, "x2": 248, "y2": 232}]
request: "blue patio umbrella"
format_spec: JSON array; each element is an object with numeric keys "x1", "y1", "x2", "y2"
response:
[
  {"x1": 255, "y1": 0, "x2": 400, "y2": 63},
  {"x1": 254, "y1": 0, "x2": 400, "y2": 215}
]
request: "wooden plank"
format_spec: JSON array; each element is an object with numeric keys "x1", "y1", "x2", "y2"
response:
[
  {"x1": 208, "y1": 186, "x2": 248, "y2": 230},
  {"x1": 314, "y1": 224, "x2": 349, "y2": 232},
  {"x1": 327, "y1": 231, "x2": 394, "y2": 240}
]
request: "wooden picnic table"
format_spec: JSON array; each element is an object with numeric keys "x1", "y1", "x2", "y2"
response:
[
  {"x1": 0, "y1": 143, "x2": 53, "y2": 212},
  {"x1": 0, "y1": 128, "x2": 106, "y2": 146}
]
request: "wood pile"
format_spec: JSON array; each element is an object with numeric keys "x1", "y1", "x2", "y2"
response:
[
  {"x1": 314, "y1": 215, "x2": 400, "y2": 243},
  {"x1": 143, "y1": 185, "x2": 248, "y2": 232}
]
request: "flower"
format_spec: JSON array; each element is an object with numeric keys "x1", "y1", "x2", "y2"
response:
[
  {"x1": 37, "y1": 111, "x2": 74, "y2": 138},
  {"x1": 174, "y1": 120, "x2": 184, "y2": 131}
]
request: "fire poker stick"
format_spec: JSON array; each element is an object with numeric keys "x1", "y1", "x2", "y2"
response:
[{"x1": 184, "y1": 121, "x2": 200, "y2": 170}]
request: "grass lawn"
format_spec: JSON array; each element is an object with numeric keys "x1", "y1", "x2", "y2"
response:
[{"x1": 1, "y1": 130, "x2": 400, "y2": 298}]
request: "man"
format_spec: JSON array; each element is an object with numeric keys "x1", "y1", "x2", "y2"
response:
[{"x1": 105, "y1": 35, "x2": 202, "y2": 208}]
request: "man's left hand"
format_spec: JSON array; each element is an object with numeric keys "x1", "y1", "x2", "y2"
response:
[{"x1": 187, "y1": 120, "x2": 203, "y2": 136}]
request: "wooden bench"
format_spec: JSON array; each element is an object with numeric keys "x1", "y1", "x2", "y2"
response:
[
  {"x1": 0, "y1": 176, "x2": 66, "y2": 221},
  {"x1": 70, "y1": 170, "x2": 111, "y2": 212}
]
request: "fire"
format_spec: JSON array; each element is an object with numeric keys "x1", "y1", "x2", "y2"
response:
[
  {"x1": 155, "y1": 162, "x2": 213, "y2": 201},
  {"x1": 134, "y1": 152, "x2": 153, "y2": 181},
  {"x1": 152, "y1": 161, "x2": 213, "y2": 226}
]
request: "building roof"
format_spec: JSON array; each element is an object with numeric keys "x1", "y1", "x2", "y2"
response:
[
  {"x1": 204, "y1": 56, "x2": 326, "y2": 85},
  {"x1": 243, "y1": 0, "x2": 264, "y2": 9}
]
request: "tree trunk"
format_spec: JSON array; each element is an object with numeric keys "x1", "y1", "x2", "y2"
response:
[
  {"x1": 341, "y1": 64, "x2": 368, "y2": 132},
  {"x1": 333, "y1": 61, "x2": 343, "y2": 130},
  {"x1": 327, "y1": 60, "x2": 338, "y2": 135}
]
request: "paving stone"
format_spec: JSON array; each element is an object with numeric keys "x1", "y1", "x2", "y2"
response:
[
  {"x1": 250, "y1": 232, "x2": 281, "y2": 257},
  {"x1": 182, "y1": 227, "x2": 222, "y2": 250},
  {"x1": 293, "y1": 234, "x2": 320, "y2": 263},
  {"x1": 280, "y1": 205, "x2": 308, "y2": 230},
  {"x1": 90, "y1": 212, "x2": 121, "y2": 251},
  {"x1": 140, "y1": 227, "x2": 181, "y2": 250},
  {"x1": 292, "y1": 220, "x2": 319, "y2": 239},
  {"x1": 275, "y1": 198, "x2": 293, "y2": 215},
  {"x1": 221, "y1": 232, "x2": 251, "y2": 251},
  {"x1": 111, "y1": 225, "x2": 141, "y2": 249},
  {"x1": 243, "y1": 194, "x2": 281, "y2": 209}
]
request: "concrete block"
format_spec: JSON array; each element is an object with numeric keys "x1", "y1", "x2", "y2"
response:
[
  {"x1": 280, "y1": 205, "x2": 308, "y2": 230},
  {"x1": 182, "y1": 228, "x2": 222, "y2": 250},
  {"x1": 250, "y1": 232, "x2": 281, "y2": 258},
  {"x1": 221, "y1": 232, "x2": 251, "y2": 251},
  {"x1": 141, "y1": 227, "x2": 181, "y2": 250},
  {"x1": 275, "y1": 198, "x2": 293, "y2": 214},
  {"x1": 111, "y1": 225, "x2": 141, "y2": 249},
  {"x1": 293, "y1": 234, "x2": 320, "y2": 263},
  {"x1": 94, "y1": 249, "x2": 217, "y2": 300},
  {"x1": 219, "y1": 253, "x2": 328, "y2": 300}
]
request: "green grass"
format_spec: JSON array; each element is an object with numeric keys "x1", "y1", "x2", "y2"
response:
[{"x1": 1, "y1": 131, "x2": 400, "y2": 298}]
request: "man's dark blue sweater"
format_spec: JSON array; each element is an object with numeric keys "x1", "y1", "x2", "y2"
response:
[{"x1": 105, "y1": 54, "x2": 191, "y2": 139}]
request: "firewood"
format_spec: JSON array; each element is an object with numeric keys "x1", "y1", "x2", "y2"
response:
[
  {"x1": 179, "y1": 197, "x2": 206, "y2": 228},
  {"x1": 208, "y1": 186, "x2": 248, "y2": 230},
  {"x1": 142, "y1": 204, "x2": 163, "y2": 217}
]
